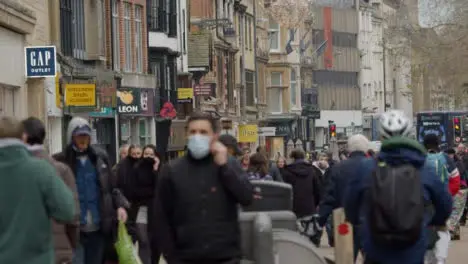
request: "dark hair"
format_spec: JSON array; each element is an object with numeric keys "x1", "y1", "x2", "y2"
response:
[
  {"x1": 186, "y1": 111, "x2": 219, "y2": 133},
  {"x1": 290, "y1": 149, "x2": 305, "y2": 160},
  {"x1": 142, "y1": 144, "x2": 160, "y2": 158},
  {"x1": 423, "y1": 134, "x2": 440, "y2": 151},
  {"x1": 128, "y1": 144, "x2": 141, "y2": 154},
  {"x1": 21, "y1": 117, "x2": 46, "y2": 145},
  {"x1": 248, "y1": 153, "x2": 269, "y2": 176},
  {"x1": 446, "y1": 148, "x2": 456, "y2": 155}
]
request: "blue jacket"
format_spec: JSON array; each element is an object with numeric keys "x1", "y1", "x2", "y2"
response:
[
  {"x1": 344, "y1": 137, "x2": 452, "y2": 264},
  {"x1": 318, "y1": 151, "x2": 367, "y2": 226}
]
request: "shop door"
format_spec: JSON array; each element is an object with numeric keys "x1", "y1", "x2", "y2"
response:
[{"x1": 92, "y1": 118, "x2": 117, "y2": 165}]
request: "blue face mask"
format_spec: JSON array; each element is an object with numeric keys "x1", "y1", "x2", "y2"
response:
[{"x1": 187, "y1": 134, "x2": 212, "y2": 159}]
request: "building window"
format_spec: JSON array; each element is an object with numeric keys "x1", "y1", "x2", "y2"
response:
[
  {"x1": 123, "y1": 3, "x2": 132, "y2": 71},
  {"x1": 151, "y1": 59, "x2": 164, "y2": 111},
  {"x1": 72, "y1": 0, "x2": 86, "y2": 59},
  {"x1": 60, "y1": 0, "x2": 73, "y2": 56},
  {"x1": 135, "y1": 5, "x2": 143, "y2": 73},
  {"x1": 112, "y1": 0, "x2": 120, "y2": 70},
  {"x1": 246, "y1": 70, "x2": 255, "y2": 106},
  {"x1": 168, "y1": 0, "x2": 177, "y2": 36},
  {"x1": 268, "y1": 72, "x2": 283, "y2": 113},
  {"x1": 0, "y1": 84, "x2": 16, "y2": 116},
  {"x1": 290, "y1": 68, "x2": 297, "y2": 106},
  {"x1": 182, "y1": 9, "x2": 187, "y2": 54},
  {"x1": 268, "y1": 18, "x2": 280, "y2": 51},
  {"x1": 149, "y1": 0, "x2": 159, "y2": 30}
]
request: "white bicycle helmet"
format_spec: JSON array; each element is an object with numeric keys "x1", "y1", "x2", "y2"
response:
[{"x1": 379, "y1": 110, "x2": 412, "y2": 139}]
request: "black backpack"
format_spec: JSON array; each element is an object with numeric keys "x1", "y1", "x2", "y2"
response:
[{"x1": 368, "y1": 162, "x2": 425, "y2": 249}]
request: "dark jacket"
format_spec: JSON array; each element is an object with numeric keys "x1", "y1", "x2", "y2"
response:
[
  {"x1": 152, "y1": 153, "x2": 254, "y2": 262},
  {"x1": 54, "y1": 144, "x2": 128, "y2": 234},
  {"x1": 30, "y1": 146, "x2": 80, "y2": 264},
  {"x1": 318, "y1": 151, "x2": 367, "y2": 226},
  {"x1": 115, "y1": 157, "x2": 140, "y2": 202},
  {"x1": 281, "y1": 161, "x2": 322, "y2": 218},
  {"x1": 0, "y1": 139, "x2": 75, "y2": 264},
  {"x1": 312, "y1": 164, "x2": 331, "y2": 199},
  {"x1": 344, "y1": 137, "x2": 453, "y2": 264}
]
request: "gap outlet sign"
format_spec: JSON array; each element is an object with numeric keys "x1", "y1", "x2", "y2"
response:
[{"x1": 25, "y1": 46, "x2": 57, "y2": 78}]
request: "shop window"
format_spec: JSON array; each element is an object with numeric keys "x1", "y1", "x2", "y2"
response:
[{"x1": 139, "y1": 119, "x2": 150, "y2": 146}]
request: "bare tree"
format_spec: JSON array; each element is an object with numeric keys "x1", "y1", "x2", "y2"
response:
[{"x1": 383, "y1": 0, "x2": 468, "y2": 109}]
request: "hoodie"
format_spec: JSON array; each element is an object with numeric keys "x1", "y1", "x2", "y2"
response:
[
  {"x1": 282, "y1": 161, "x2": 322, "y2": 217},
  {"x1": 344, "y1": 137, "x2": 453, "y2": 264}
]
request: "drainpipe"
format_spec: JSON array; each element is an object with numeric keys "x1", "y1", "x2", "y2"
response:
[
  {"x1": 253, "y1": 0, "x2": 259, "y2": 117},
  {"x1": 240, "y1": 12, "x2": 246, "y2": 120}
]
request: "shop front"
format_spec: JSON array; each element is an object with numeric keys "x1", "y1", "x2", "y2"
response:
[
  {"x1": 263, "y1": 120, "x2": 295, "y2": 160},
  {"x1": 118, "y1": 87, "x2": 156, "y2": 147},
  {"x1": 167, "y1": 120, "x2": 187, "y2": 160}
]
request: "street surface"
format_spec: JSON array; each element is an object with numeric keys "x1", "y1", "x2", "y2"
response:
[{"x1": 316, "y1": 227, "x2": 468, "y2": 263}]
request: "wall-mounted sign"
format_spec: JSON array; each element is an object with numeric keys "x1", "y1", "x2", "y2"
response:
[
  {"x1": 25, "y1": 46, "x2": 56, "y2": 78},
  {"x1": 258, "y1": 127, "x2": 276, "y2": 137},
  {"x1": 160, "y1": 101, "x2": 177, "y2": 119},
  {"x1": 238, "y1": 124, "x2": 258, "y2": 143},
  {"x1": 177, "y1": 88, "x2": 193, "y2": 103},
  {"x1": 117, "y1": 88, "x2": 141, "y2": 114},
  {"x1": 64, "y1": 83, "x2": 96, "y2": 106},
  {"x1": 194, "y1": 83, "x2": 213, "y2": 96},
  {"x1": 89, "y1": 107, "x2": 115, "y2": 117}
]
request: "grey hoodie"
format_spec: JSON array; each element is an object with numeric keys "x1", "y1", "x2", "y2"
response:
[{"x1": 66, "y1": 117, "x2": 91, "y2": 144}]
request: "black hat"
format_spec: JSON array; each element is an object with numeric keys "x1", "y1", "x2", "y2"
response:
[{"x1": 219, "y1": 134, "x2": 242, "y2": 156}]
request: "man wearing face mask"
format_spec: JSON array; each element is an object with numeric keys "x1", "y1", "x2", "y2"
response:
[
  {"x1": 53, "y1": 117, "x2": 129, "y2": 264},
  {"x1": 152, "y1": 112, "x2": 254, "y2": 264}
]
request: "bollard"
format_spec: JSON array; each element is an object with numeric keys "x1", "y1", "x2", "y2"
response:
[
  {"x1": 253, "y1": 212, "x2": 275, "y2": 264},
  {"x1": 332, "y1": 208, "x2": 354, "y2": 264}
]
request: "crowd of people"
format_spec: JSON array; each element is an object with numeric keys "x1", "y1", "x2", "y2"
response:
[{"x1": 0, "y1": 109, "x2": 466, "y2": 264}]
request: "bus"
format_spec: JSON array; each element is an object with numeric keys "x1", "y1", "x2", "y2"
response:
[{"x1": 416, "y1": 111, "x2": 467, "y2": 149}]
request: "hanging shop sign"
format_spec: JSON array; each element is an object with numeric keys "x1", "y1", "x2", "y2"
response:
[
  {"x1": 25, "y1": 46, "x2": 57, "y2": 78},
  {"x1": 117, "y1": 88, "x2": 141, "y2": 114},
  {"x1": 177, "y1": 88, "x2": 193, "y2": 103},
  {"x1": 238, "y1": 124, "x2": 258, "y2": 143},
  {"x1": 64, "y1": 83, "x2": 96, "y2": 107}
]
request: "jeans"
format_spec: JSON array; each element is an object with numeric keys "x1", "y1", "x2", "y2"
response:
[{"x1": 73, "y1": 231, "x2": 105, "y2": 264}]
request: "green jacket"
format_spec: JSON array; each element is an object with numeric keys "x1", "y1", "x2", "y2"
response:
[{"x1": 0, "y1": 140, "x2": 75, "y2": 264}]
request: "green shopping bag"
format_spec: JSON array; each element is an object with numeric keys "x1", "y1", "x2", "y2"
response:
[{"x1": 115, "y1": 221, "x2": 143, "y2": 264}]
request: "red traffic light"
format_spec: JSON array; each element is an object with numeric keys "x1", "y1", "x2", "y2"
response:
[
  {"x1": 330, "y1": 124, "x2": 336, "y2": 132},
  {"x1": 454, "y1": 117, "x2": 460, "y2": 124}
]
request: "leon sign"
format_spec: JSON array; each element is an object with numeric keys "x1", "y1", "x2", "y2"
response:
[{"x1": 117, "y1": 88, "x2": 141, "y2": 114}]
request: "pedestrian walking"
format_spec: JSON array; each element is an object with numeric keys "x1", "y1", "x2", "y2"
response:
[
  {"x1": 281, "y1": 149, "x2": 322, "y2": 246},
  {"x1": 0, "y1": 116, "x2": 75, "y2": 264},
  {"x1": 151, "y1": 112, "x2": 254, "y2": 264},
  {"x1": 53, "y1": 117, "x2": 129, "y2": 264},
  {"x1": 344, "y1": 110, "x2": 453, "y2": 264},
  {"x1": 318, "y1": 134, "x2": 370, "y2": 259},
  {"x1": 22, "y1": 117, "x2": 80, "y2": 264},
  {"x1": 247, "y1": 153, "x2": 274, "y2": 181},
  {"x1": 257, "y1": 146, "x2": 283, "y2": 182}
]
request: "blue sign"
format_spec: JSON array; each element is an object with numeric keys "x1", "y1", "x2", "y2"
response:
[{"x1": 25, "y1": 46, "x2": 56, "y2": 78}]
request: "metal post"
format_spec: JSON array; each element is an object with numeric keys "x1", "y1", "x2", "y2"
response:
[
  {"x1": 241, "y1": 12, "x2": 247, "y2": 120},
  {"x1": 383, "y1": 38, "x2": 387, "y2": 112}
]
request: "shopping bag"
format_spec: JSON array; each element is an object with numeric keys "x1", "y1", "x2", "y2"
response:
[{"x1": 115, "y1": 221, "x2": 143, "y2": 264}]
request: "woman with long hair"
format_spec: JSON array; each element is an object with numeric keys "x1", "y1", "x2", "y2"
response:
[{"x1": 247, "y1": 153, "x2": 273, "y2": 181}]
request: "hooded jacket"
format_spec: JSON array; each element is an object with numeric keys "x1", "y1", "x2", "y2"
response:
[
  {"x1": 344, "y1": 137, "x2": 453, "y2": 264},
  {"x1": 282, "y1": 161, "x2": 322, "y2": 218},
  {"x1": 29, "y1": 145, "x2": 80, "y2": 263},
  {"x1": 0, "y1": 139, "x2": 75, "y2": 264},
  {"x1": 53, "y1": 117, "x2": 128, "y2": 234}
]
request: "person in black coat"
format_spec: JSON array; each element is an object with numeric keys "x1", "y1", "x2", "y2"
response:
[{"x1": 318, "y1": 134, "x2": 370, "y2": 259}]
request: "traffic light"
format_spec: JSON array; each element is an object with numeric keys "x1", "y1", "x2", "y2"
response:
[
  {"x1": 454, "y1": 117, "x2": 462, "y2": 142},
  {"x1": 329, "y1": 123, "x2": 337, "y2": 138}
]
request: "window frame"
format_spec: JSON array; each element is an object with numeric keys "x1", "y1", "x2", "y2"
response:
[
  {"x1": 149, "y1": 0, "x2": 159, "y2": 30},
  {"x1": 111, "y1": 0, "x2": 120, "y2": 70},
  {"x1": 267, "y1": 87, "x2": 283, "y2": 114},
  {"x1": 135, "y1": 5, "x2": 143, "y2": 73},
  {"x1": 246, "y1": 70, "x2": 255, "y2": 106},
  {"x1": 138, "y1": 118, "x2": 150, "y2": 146},
  {"x1": 268, "y1": 19, "x2": 280, "y2": 52},
  {"x1": 123, "y1": 2, "x2": 133, "y2": 72},
  {"x1": 290, "y1": 68, "x2": 297, "y2": 106}
]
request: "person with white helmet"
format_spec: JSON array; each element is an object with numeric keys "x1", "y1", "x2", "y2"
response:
[{"x1": 344, "y1": 110, "x2": 452, "y2": 264}]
